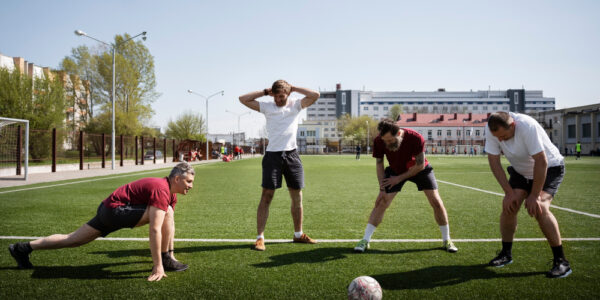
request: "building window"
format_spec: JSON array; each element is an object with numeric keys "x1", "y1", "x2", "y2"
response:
[
  {"x1": 457, "y1": 130, "x2": 461, "y2": 136},
  {"x1": 492, "y1": 106, "x2": 497, "y2": 110},
  {"x1": 364, "y1": 107, "x2": 368, "y2": 110},
  {"x1": 428, "y1": 130, "x2": 432, "y2": 139},
  {"x1": 482, "y1": 106, "x2": 488, "y2": 110},
  {"x1": 446, "y1": 130, "x2": 451, "y2": 137},
  {"x1": 514, "y1": 92, "x2": 519, "y2": 105},
  {"x1": 437, "y1": 130, "x2": 442, "y2": 137},
  {"x1": 300, "y1": 131, "x2": 305, "y2": 137},
  {"x1": 582, "y1": 123, "x2": 591, "y2": 138},
  {"x1": 567, "y1": 125, "x2": 576, "y2": 138},
  {"x1": 472, "y1": 106, "x2": 478, "y2": 111},
  {"x1": 374, "y1": 106, "x2": 379, "y2": 111},
  {"x1": 324, "y1": 128, "x2": 329, "y2": 131},
  {"x1": 476, "y1": 130, "x2": 480, "y2": 136},
  {"x1": 341, "y1": 93, "x2": 346, "y2": 105},
  {"x1": 383, "y1": 106, "x2": 389, "y2": 111},
  {"x1": 466, "y1": 130, "x2": 471, "y2": 136}
]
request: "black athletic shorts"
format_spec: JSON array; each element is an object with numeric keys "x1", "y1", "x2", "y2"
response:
[
  {"x1": 87, "y1": 202, "x2": 147, "y2": 237},
  {"x1": 262, "y1": 149, "x2": 304, "y2": 190},
  {"x1": 507, "y1": 165, "x2": 565, "y2": 196},
  {"x1": 384, "y1": 164, "x2": 438, "y2": 193}
]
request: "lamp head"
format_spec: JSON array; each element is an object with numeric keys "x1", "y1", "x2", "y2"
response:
[
  {"x1": 74, "y1": 30, "x2": 86, "y2": 36},
  {"x1": 187, "y1": 90, "x2": 193, "y2": 93}
]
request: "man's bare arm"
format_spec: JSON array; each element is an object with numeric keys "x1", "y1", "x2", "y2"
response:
[
  {"x1": 238, "y1": 90, "x2": 263, "y2": 112},
  {"x1": 396, "y1": 152, "x2": 427, "y2": 181},
  {"x1": 488, "y1": 154, "x2": 512, "y2": 194},
  {"x1": 376, "y1": 157, "x2": 385, "y2": 190},
  {"x1": 295, "y1": 86, "x2": 320, "y2": 109}
]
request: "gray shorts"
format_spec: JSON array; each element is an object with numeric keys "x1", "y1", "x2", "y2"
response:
[
  {"x1": 507, "y1": 165, "x2": 565, "y2": 196},
  {"x1": 262, "y1": 149, "x2": 304, "y2": 190},
  {"x1": 384, "y1": 164, "x2": 438, "y2": 193},
  {"x1": 87, "y1": 203, "x2": 147, "y2": 237}
]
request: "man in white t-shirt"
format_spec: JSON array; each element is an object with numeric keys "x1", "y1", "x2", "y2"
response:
[
  {"x1": 239, "y1": 80, "x2": 320, "y2": 251},
  {"x1": 485, "y1": 112, "x2": 571, "y2": 278}
]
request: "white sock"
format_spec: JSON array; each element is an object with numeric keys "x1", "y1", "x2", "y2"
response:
[
  {"x1": 439, "y1": 225, "x2": 450, "y2": 241},
  {"x1": 294, "y1": 231, "x2": 303, "y2": 239},
  {"x1": 256, "y1": 234, "x2": 264, "y2": 240},
  {"x1": 362, "y1": 223, "x2": 377, "y2": 242}
]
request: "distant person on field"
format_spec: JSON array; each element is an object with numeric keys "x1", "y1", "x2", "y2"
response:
[
  {"x1": 239, "y1": 80, "x2": 320, "y2": 251},
  {"x1": 8, "y1": 163, "x2": 195, "y2": 282},
  {"x1": 356, "y1": 145, "x2": 361, "y2": 160},
  {"x1": 353, "y1": 118, "x2": 458, "y2": 254},
  {"x1": 485, "y1": 112, "x2": 571, "y2": 278},
  {"x1": 576, "y1": 141, "x2": 581, "y2": 160}
]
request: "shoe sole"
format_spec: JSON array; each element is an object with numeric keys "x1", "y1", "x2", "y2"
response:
[
  {"x1": 491, "y1": 260, "x2": 513, "y2": 268},
  {"x1": 548, "y1": 268, "x2": 572, "y2": 278},
  {"x1": 353, "y1": 248, "x2": 366, "y2": 253}
]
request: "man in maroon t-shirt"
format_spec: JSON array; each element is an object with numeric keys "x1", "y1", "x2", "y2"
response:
[
  {"x1": 353, "y1": 119, "x2": 458, "y2": 253},
  {"x1": 8, "y1": 162, "x2": 195, "y2": 282}
]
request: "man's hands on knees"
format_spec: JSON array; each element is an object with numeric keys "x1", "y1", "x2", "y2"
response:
[
  {"x1": 148, "y1": 265, "x2": 167, "y2": 281},
  {"x1": 525, "y1": 194, "x2": 543, "y2": 218},
  {"x1": 502, "y1": 190, "x2": 520, "y2": 214}
]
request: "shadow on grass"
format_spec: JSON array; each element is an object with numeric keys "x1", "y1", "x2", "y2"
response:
[
  {"x1": 253, "y1": 246, "x2": 440, "y2": 268},
  {"x1": 373, "y1": 264, "x2": 545, "y2": 290},
  {"x1": 0, "y1": 261, "x2": 148, "y2": 280},
  {"x1": 90, "y1": 244, "x2": 251, "y2": 258}
]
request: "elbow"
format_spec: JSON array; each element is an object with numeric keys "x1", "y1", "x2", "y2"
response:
[
  {"x1": 238, "y1": 96, "x2": 245, "y2": 104},
  {"x1": 313, "y1": 91, "x2": 321, "y2": 99}
]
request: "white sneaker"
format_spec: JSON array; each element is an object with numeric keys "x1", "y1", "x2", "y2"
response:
[{"x1": 354, "y1": 239, "x2": 370, "y2": 253}]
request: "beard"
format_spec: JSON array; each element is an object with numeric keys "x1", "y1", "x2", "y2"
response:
[{"x1": 385, "y1": 136, "x2": 403, "y2": 151}]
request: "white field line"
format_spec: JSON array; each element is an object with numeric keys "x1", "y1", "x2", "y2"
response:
[
  {"x1": 1, "y1": 236, "x2": 599, "y2": 243},
  {"x1": 0, "y1": 169, "x2": 170, "y2": 195},
  {"x1": 437, "y1": 180, "x2": 600, "y2": 219}
]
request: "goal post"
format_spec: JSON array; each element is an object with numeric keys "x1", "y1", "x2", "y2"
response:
[{"x1": 0, "y1": 117, "x2": 29, "y2": 180}]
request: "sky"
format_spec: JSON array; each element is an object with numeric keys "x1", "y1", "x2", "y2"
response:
[{"x1": 1, "y1": 0, "x2": 599, "y2": 138}]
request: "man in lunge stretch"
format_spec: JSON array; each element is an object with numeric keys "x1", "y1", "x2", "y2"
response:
[
  {"x1": 354, "y1": 118, "x2": 458, "y2": 253},
  {"x1": 9, "y1": 162, "x2": 195, "y2": 281}
]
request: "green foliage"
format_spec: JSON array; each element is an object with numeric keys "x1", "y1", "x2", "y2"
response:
[
  {"x1": 0, "y1": 67, "x2": 66, "y2": 159},
  {"x1": 337, "y1": 114, "x2": 378, "y2": 146},
  {"x1": 165, "y1": 112, "x2": 206, "y2": 141},
  {"x1": 60, "y1": 34, "x2": 159, "y2": 136},
  {"x1": 388, "y1": 104, "x2": 403, "y2": 121}
]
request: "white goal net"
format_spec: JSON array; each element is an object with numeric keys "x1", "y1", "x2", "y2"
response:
[{"x1": 0, "y1": 117, "x2": 29, "y2": 180}]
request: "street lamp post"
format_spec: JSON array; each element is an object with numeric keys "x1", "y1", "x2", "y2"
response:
[
  {"x1": 225, "y1": 110, "x2": 251, "y2": 147},
  {"x1": 187, "y1": 90, "x2": 224, "y2": 160},
  {"x1": 75, "y1": 29, "x2": 147, "y2": 170},
  {"x1": 366, "y1": 120, "x2": 369, "y2": 155}
]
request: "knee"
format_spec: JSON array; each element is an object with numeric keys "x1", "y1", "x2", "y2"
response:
[
  {"x1": 428, "y1": 197, "x2": 443, "y2": 210},
  {"x1": 261, "y1": 190, "x2": 275, "y2": 204}
]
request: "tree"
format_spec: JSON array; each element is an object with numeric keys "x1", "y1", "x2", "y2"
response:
[
  {"x1": 337, "y1": 114, "x2": 378, "y2": 146},
  {"x1": 0, "y1": 66, "x2": 66, "y2": 160},
  {"x1": 61, "y1": 34, "x2": 159, "y2": 136},
  {"x1": 389, "y1": 104, "x2": 403, "y2": 121},
  {"x1": 165, "y1": 112, "x2": 206, "y2": 141}
]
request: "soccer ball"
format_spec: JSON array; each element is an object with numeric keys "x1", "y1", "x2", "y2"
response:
[{"x1": 347, "y1": 276, "x2": 382, "y2": 300}]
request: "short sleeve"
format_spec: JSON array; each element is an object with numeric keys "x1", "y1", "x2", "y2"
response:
[
  {"x1": 148, "y1": 189, "x2": 171, "y2": 211},
  {"x1": 524, "y1": 123, "x2": 545, "y2": 156},
  {"x1": 293, "y1": 98, "x2": 303, "y2": 112},
  {"x1": 484, "y1": 126, "x2": 501, "y2": 155},
  {"x1": 259, "y1": 101, "x2": 266, "y2": 114},
  {"x1": 372, "y1": 136, "x2": 385, "y2": 158}
]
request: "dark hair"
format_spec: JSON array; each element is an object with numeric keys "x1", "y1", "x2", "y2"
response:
[
  {"x1": 377, "y1": 118, "x2": 400, "y2": 136},
  {"x1": 272, "y1": 80, "x2": 291, "y2": 95},
  {"x1": 487, "y1": 112, "x2": 511, "y2": 131}
]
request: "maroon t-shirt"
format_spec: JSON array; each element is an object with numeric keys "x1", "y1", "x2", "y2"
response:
[
  {"x1": 373, "y1": 128, "x2": 429, "y2": 175},
  {"x1": 102, "y1": 177, "x2": 177, "y2": 212}
]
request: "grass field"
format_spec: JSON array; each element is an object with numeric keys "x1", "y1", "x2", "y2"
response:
[{"x1": 1, "y1": 155, "x2": 599, "y2": 299}]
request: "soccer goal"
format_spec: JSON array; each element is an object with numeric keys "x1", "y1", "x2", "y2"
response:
[{"x1": 0, "y1": 117, "x2": 29, "y2": 180}]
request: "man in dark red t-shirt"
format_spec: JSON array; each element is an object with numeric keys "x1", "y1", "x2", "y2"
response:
[
  {"x1": 353, "y1": 119, "x2": 458, "y2": 254},
  {"x1": 8, "y1": 162, "x2": 195, "y2": 282}
]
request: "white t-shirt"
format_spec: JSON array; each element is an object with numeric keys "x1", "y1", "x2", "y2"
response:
[
  {"x1": 485, "y1": 112, "x2": 564, "y2": 179},
  {"x1": 260, "y1": 98, "x2": 303, "y2": 152}
]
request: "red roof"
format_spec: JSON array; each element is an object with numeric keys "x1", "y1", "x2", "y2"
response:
[{"x1": 395, "y1": 113, "x2": 489, "y2": 127}]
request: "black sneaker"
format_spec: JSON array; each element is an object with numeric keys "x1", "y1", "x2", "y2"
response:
[
  {"x1": 488, "y1": 251, "x2": 513, "y2": 267},
  {"x1": 162, "y1": 253, "x2": 188, "y2": 272},
  {"x1": 8, "y1": 243, "x2": 33, "y2": 269},
  {"x1": 547, "y1": 258, "x2": 572, "y2": 278}
]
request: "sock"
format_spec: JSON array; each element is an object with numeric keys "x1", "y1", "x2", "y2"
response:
[
  {"x1": 551, "y1": 245, "x2": 566, "y2": 261},
  {"x1": 362, "y1": 224, "x2": 377, "y2": 242},
  {"x1": 294, "y1": 231, "x2": 303, "y2": 239},
  {"x1": 439, "y1": 225, "x2": 450, "y2": 241},
  {"x1": 161, "y1": 252, "x2": 169, "y2": 259},
  {"x1": 18, "y1": 242, "x2": 33, "y2": 254},
  {"x1": 256, "y1": 234, "x2": 264, "y2": 240},
  {"x1": 501, "y1": 241, "x2": 513, "y2": 256}
]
